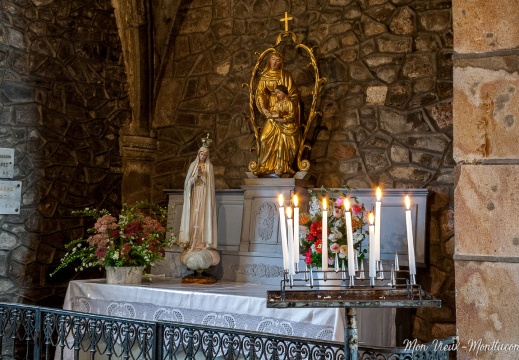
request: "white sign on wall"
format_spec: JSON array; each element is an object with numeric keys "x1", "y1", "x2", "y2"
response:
[
  {"x1": 0, "y1": 180, "x2": 21, "y2": 214},
  {"x1": 0, "y1": 148, "x2": 14, "y2": 179}
]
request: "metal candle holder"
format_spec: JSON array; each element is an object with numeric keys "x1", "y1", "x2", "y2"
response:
[
  {"x1": 268, "y1": 261, "x2": 439, "y2": 360},
  {"x1": 283, "y1": 260, "x2": 417, "y2": 292}
]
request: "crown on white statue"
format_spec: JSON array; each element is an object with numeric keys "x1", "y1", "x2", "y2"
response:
[{"x1": 201, "y1": 133, "x2": 213, "y2": 148}]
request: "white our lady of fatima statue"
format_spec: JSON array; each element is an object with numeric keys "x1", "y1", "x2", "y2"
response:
[{"x1": 178, "y1": 133, "x2": 220, "y2": 283}]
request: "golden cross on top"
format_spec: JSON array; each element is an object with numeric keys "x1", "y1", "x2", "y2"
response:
[{"x1": 280, "y1": 12, "x2": 293, "y2": 32}]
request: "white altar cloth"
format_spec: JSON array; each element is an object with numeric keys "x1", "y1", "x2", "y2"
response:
[{"x1": 63, "y1": 278, "x2": 395, "y2": 345}]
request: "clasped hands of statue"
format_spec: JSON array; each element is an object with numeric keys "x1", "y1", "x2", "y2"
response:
[{"x1": 190, "y1": 166, "x2": 205, "y2": 185}]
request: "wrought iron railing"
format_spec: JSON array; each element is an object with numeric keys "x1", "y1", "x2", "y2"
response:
[{"x1": 0, "y1": 302, "x2": 455, "y2": 359}]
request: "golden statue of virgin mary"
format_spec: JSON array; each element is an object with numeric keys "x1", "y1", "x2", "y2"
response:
[
  {"x1": 245, "y1": 13, "x2": 326, "y2": 178},
  {"x1": 253, "y1": 52, "x2": 301, "y2": 177}
]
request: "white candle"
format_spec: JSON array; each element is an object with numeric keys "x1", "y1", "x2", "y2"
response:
[
  {"x1": 286, "y1": 207, "x2": 295, "y2": 275},
  {"x1": 278, "y1": 194, "x2": 289, "y2": 271},
  {"x1": 405, "y1": 195, "x2": 417, "y2": 275},
  {"x1": 322, "y1": 198, "x2": 328, "y2": 271},
  {"x1": 343, "y1": 198, "x2": 356, "y2": 276},
  {"x1": 374, "y1": 187, "x2": 382, "y2": 262},
  {"x1": 293, "y1": 195, "x2": 300, "y2": 269},
  {"x1": 368, "y1": 212, "x2": 376, "y2": 279},
  {"x1": 394, "y1": 253, "x2": 400, "y2": 271}
]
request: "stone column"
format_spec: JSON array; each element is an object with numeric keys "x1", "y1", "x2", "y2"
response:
[
  {"x1": 120, "y1": 135, "x2": 157, "y2": 204},
  {"x1": 453, "y1": 1, "x2": 519, "y2": 358},
  {"x1": 111, "y1": 0, "x2": 156, "y2": 203}
]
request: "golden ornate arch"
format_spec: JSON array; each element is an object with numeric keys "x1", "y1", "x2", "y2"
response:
[{"x1": 243, "y1": 16, "x2": 327, "y2": 175}]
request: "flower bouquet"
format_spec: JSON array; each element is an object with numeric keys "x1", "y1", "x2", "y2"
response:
[
  {"x1": 299, "y1": 189, "x2": 368, "y2": 269},
  {"x1": 50, "y1": 201, "x2": 175, "y2": 277}
]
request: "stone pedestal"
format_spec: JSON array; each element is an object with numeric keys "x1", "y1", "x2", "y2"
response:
[
  {"x1": 238, "y1": 178, "x2": 313, "y2": 253},
  {"x1": 220, "y1": 178, "x2": 314, "y2": 284}
]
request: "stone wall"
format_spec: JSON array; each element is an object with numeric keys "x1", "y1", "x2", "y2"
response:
[
  {"x1": 150, "y1": 0, "x2": 454, "y2": 341},
  {"x1": 454, "y1": 0, "x2": 519, "y2": 358},
  {"x1": 0, "y1": 0, "x2": 128, "y2": 306},
  {"x1": 0, "y1": 0, "x2": 455, "y2": 343}
]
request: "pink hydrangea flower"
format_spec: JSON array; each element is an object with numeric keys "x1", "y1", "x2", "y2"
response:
[
  {"x1": 94, "y1": 215, "x2": 118, "y2": 233},
  {"x1": 88, "y1": 233, "x2": 109, "y2": 247}
]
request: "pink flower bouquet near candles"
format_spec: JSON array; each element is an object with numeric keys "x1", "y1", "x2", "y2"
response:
[{"x1": 299, "y1": 189, "x2": 368, "y2": 269}]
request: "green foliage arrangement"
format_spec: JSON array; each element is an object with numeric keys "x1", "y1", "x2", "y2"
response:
[{"x1": 50, "y1": 201, "x2": 175, "y2": 277}]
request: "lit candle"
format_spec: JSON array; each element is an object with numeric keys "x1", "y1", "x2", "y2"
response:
[
  {"x1": 286, "y1": 207, "x2": 295, "y2": 275},
  {"x1": 322, "y1": 198, "x2": 328, "y2": 271},
  {"x1": 368, "y1": 212, "x2": 376, "y2": 280},
  {"x1": 374, "y1": 187, "x2": 382, "y2": 263},
  {"x1": 293, "y1": 195, "x2": 300, "y2": 270},
  {"x1": 278, "y1": 194, "x2": 289, "y2": 271},
  {"x1": 343, "y1": 198, "x2": 356, "y2": 277},
  {"x1": 405, "y1": 195, "x2": 417, "y2": 276}
]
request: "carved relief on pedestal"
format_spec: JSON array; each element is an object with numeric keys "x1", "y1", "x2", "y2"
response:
[
  {"x1": 230, "y1": 263, "x2": 284, "y2": 278},
  {"x1": 254, "y1": 201, "x2": 277, "y2": 243}
]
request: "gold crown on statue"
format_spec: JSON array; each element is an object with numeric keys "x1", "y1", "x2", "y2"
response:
[{"x1": 201, "y1": 133, "x2": 213, "y2": 148}]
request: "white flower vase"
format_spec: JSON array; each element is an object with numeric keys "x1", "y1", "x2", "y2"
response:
[{"x1": 105, "y1": 266, "x2": 144, "y2": 285}]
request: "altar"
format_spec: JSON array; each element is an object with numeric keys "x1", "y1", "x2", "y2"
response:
[
  {"x1": 153, "y1": 185, "x2": 429, "y2": 348},
  {"x1": 63, "y1": 278, "x2": 396, "y2": 346}
]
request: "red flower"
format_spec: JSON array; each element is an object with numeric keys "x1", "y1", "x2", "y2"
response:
[
  {"x1": 109, "y1": 229, "x2": 119, "y2": 238},
  {"x1": 314, "y1": 239, "x2": 322, "y2": 254},
  {"x1": 121, "y1": 243, "x2": 132, "y2": 255},
  {"x1": 309, "y1": 221, "x2": 323, "y2": 239},
  {"x1": 124, "y1": 222, "x2": 142, "y2": 237},
  {"x1": 95, "y1": 246, "x2": 107, "y2": 260},
  {"x1": 352, "y1": 204, "x2": 363, "y2": 215},
  {"x1": 305, "y1": 249, "x2": 313, "y2": 264}
]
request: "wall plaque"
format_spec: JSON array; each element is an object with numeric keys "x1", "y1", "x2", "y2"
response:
[
  {"x1": 0, "y1": 148, "x2": 14, "y2": 179},
  {"x1": 0, "y1": 180, "x2": 21, "y2": 214}
]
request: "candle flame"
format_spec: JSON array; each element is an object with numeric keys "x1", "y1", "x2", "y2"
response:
[
  {"x1": 322, "y1": 198, "x2": 327, "y2": 210},
  {"x1": 405, "y1": 195, "x2": 411, "y2": 210},
  {"x1": 368, "y1": 212, "x2": 374, "y2": 224},
  {"x1": 293, "y1": 194, "x2": 299, "y2": 207},
  {"x1": 286, "y1": 206, "x2": 292, "y2": 219},
  {"x1": 278, "y1": 194, "x2": 284, "y2": 207},
  {"x1": 343, "y1": 198, "x2": 350, "y2": 211},
  {"x1": 376, "y1": 186, "x2": 382, "y2": 201}
]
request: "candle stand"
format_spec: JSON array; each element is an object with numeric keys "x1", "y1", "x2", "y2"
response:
[{"x1": 267, "y1": 266, "x2": 441, "y2": 360}]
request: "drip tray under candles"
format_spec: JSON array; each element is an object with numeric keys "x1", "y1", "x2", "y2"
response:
[{"x1": 267, "y1": 286, "x2": 441, "y2": 309}]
